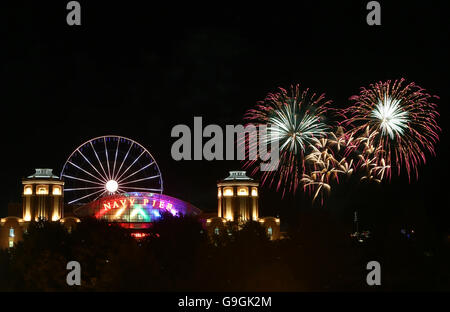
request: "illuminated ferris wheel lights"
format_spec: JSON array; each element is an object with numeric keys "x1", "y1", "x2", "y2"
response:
[
  {"x1": 61, "y1": 136, "x2": 164, "y2": 205},
  {"x1": 105, "y1": 180, "x2": 119, "y2": 193}
]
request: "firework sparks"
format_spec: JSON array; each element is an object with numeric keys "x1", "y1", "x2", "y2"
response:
[
  {"x1": 302, "y1": 133, "x2": 354, "y2": 203},
  {"x1": 371, "y1": 96, "x2": 409, "y2": 139},
  {"x1": 241, "y1": 79, "x2": 440, "y2": 204},
  {"x1": 345, "y1": 79, "x2": 440, "y2": 180},
  {"x1": 244, "y1": 84, "x2": 331, "y2": 194}
]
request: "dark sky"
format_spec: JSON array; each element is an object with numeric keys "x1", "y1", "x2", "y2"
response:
[{"x1": 2, "y1": 1, "x2": 449, "y2": 231}]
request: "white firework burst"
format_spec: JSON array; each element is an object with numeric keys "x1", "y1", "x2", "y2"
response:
[
  {"x1": 270, "y1": 100, "x2": 329, "y2": 154},
  {"x1": 370, "y1": 95, "x2": 409, "y2": 139},
  {"x1": 244, "y1": 84, "x2": 331, "y2": 194}
]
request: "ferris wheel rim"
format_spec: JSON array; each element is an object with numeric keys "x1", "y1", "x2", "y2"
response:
[{"x1": 60, "y1": 135, "x2": 164, "y2": 204}]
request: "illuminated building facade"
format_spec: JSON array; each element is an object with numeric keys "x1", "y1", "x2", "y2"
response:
[
  {"x1": 1, "y1": 168, "x2": 280, "y2": 249},
  {"x1": 1, "y1": 169, "x2": 202, "y2": 248},
  {"x1": 206, "y1": 171, "x2": 280, "y2": 240},
  {"x1": 0, "y1": 216, "x2": 24, "y2": 249},
  {"x1": 0, "y1": 169, "x2": 79, "y2": 249},
  {"x1": 22, "y1": 169, "x2": 64, "y2": 222},
  {"x1": 217, "y1": 171, "x2": 259, "y2": 222}
]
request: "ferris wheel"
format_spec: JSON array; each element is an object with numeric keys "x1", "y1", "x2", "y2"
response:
[{"x1": 61, "y1": 135, "x2": 163, "y2": 205}]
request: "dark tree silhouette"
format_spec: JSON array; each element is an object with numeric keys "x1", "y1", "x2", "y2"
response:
[{"x1": 1, "y1": 213, "x2": 449, "y2": 291}]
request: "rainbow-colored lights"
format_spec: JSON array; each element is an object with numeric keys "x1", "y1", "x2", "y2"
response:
[{"x1": 85, "y1": 192, "x2": 201, "y2": 223}]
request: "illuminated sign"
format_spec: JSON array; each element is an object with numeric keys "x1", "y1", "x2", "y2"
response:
[
  {"x1": 100, "y1": 197, "x2": 177, "y2": 216},
  {"x1": 85, "y1": 192, "x2": 201, "y2": 223}
]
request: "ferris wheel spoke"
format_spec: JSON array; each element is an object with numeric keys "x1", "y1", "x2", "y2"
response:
[
  {"x1": 65, "y1": 186, "x2": 105, "y2": 192},
  {"x1": 114, "y1": 142, "x2": 134, "y2": 180},
  {"x1": 90, "y1": 141, "x2": 109, "y2": 181},
  {"x1": 68, "y1": 161, "x2": 106, "y2": 184},
  {"x1": 119, "y1": 175, "x2": 160, "y2": 186},
  {"x1": 62, "y1": 136, "x2": 164, "y2": 205},
  {"x1": 120, "y1": 186, "x2": 163, "y2": 192},
  {"x1": 112, "y1": 139, "x2": 120, "y2": 179},
  {"x1": 116, "y1": 150, "x2": 146, "y2": 181},
  {"x1": 62, "y1": 174, "x2": 105, "y2": 186},
  {"x1": 116, "y1": 161, "x2": 154, "y2": 184},
  {"x1": 92, "y1": 190, "x2": 108, "y2": 202},
  {"x1": 68, "y1": 188, "x2": 106, "y2": 205},
  {"x1": 77, "y1": 149, "x2": 108, "y2": 183},
  {"x1": 104, "y1": 137, "x2": 112, "y2": 180}
]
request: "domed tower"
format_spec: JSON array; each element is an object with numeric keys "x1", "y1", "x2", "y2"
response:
[
  {"x1": 217, "y1": 171, "x2": 259, "y2": 222},
  {"x1": 206, "y1": 170, "x2": 281, "y2": 240},
  {"x1": 22, "y1": 169, "x2": 64, "y2": 221}
]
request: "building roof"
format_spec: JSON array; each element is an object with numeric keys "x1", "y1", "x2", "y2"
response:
[
  {"x1": 222, "y1": 171, "x2": 254, "y2": 181},
  {"x1": 27, "y1": 168, "x2": 59, "y2": 179}
]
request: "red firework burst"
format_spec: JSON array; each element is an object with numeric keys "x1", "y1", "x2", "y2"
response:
[{"x1": 343, "y1": 78, "x2": 440, "y2": 180}]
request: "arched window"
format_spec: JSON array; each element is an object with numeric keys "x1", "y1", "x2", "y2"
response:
[
  {"x1": 223, "y1": 187, "x2": 233, "y2": 196},
  {"x1": 53, "y1": 186, "x2": 62, "y2": 195},
  {"x1": 237, "y1": 187, "x2": 248, "y2": 196},
  {"x1": 268, "y1": 227, "x2": 273, "y2": 238},
  {"x1": 214, "y1": 227, "x2": 219, "y2": 235},
  {"x1": 24, "y1": 185, "x2": 33, "y2": 195},
  {"x1": 36, "y1": 185, "x2": 49, "y2": 195}
]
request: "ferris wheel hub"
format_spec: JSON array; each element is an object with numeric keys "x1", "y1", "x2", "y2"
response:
[{"x1": 105, "y1": 180, "x2": 119, "y2": 193}]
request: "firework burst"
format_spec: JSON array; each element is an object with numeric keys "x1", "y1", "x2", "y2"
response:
[
  {"x1": 301, "y1": 132, "x2": 354, "y2": 203},
  {"x1": 344, "y1": 79, "x2": 440, "y2": 180},
  {"x1": 242, "y1": 79, "x2": 440, "y2": 204},
  {"x1": 244, "y1": 84, "x2": 332, "y2": 195}
]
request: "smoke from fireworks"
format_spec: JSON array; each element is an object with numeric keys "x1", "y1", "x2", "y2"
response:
[
  {"x1": 244, "y1": 84, "x2": 331, "y2": 195},
  {"x1": 344, "y1": 79, "x2": 440, "y2": 180}
]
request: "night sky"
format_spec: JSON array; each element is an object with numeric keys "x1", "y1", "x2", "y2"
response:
[{"x1": 2, "y1": 2, "x2": 449, "y2": 232}]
